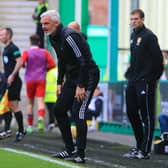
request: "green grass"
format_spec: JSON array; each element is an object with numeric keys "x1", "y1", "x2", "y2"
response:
[{"x1": 0, "y1": 148, "x2": 79, "y2": 168}]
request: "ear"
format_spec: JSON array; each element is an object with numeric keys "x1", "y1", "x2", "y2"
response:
[
  {"x1": 55, "y1": 21, "x2": 59, "y2": 27},
  {"x1": 6, "y1": 33, "x2": 11, "y2": 40}
]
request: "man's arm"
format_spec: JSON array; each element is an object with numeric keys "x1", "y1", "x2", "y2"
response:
[
  {"x1": 65, "y1": 33, "x2": 88, "y2": 101},
  {"x1": 8, "y1": 57, "x2": 23, "y2": 85},
  {"x1": 147, "y1": 34, "x2": 164, "y2": 80},
  {"x1": 66, "y1": 33, "x2": 88, "y2": 87}
]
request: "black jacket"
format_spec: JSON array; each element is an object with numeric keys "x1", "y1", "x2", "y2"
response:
[
  {"x1": 125, "y1": 25, "x2": 163, "y2": 83},
  {"x1": 49, "y1": 24, "x2": 99, "y2": 88}
]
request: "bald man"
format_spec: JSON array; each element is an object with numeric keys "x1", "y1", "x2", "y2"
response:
[
  {"x1": 68, "y1": 21, "x2": 87, "y2": 40},
  {"x1": 68, "y1": 21, "x2": 80, "y2": 32}
]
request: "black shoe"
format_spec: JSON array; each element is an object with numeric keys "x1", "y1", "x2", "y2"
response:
[
  {"x1": 73, "y1": 156, "x2": 85, "y2": 163},
  {"x1": 47, "y1": 123, "x2": 55, "y2": 131},
  {"x1": 132, "y1": 151, "x2": 150, "y2": 160},
  {"x1": 14, "y1": 131, "x2": 26, "y2": 142},
  {"x1": 52, "y1": 150, "x2": 76, "y2": 160},
  {"x1": 123, "y1": 149, "x2": 150, "y2": 159},
  {"x1": 123, "y1": 148, "x2": 139, "y2": 158},
  {"x1": 0, "y1": 130, "x2": 12, "y2": 140}
]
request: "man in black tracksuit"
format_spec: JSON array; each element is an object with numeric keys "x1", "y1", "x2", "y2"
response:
[
  {"x1": 123, "y1": 9, "x2": 163, "y2": 159},
  {"x1": 40, "y1": 10, "x2": 99, "y2": 163}
]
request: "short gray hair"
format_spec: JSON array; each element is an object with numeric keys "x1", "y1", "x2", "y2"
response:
[{"x1": 40, "y1": 10, "x2": 60, "y2": 22}]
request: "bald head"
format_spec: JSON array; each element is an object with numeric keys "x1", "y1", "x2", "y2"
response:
[{"x1": 68, "y1": 21, "x2": 80, "y2": 32}]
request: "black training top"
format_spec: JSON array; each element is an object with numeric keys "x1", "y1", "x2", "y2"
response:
[
  {"x1": 49, "y1": 24, "x2": 99, "y2": 88},
  {"x1": 2, "y1": 42, "x2": 21, "y2": 78},
  {"x1": 125, "y1": 25, "x2": 163, "y2": 83}
]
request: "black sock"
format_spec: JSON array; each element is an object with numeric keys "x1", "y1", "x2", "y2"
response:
[
  {"x1": 3, "y1": 111, "x2": 12, "y2": 131},
  {"x1": 14, "y1": 111, "x2": 24, "y2": 133}
]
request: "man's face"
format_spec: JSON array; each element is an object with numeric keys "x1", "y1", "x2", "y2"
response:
[
  {"x1": 41, "y1": 16, "x2": 59, "y2": 35},
  {"x1": 130, "y1": 13, "x2": 144, "y2": 29},
  {"x1": 0, "y1": 29, "x2": 9, "y2": 44}
]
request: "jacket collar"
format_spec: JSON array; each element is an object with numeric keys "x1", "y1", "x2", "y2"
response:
[
  {"x1": 133, "y1": 24, "x2": 145, "y2": 34},
  {"x1": 50, "y1": 24, "x2": 63, "y2": 41}
]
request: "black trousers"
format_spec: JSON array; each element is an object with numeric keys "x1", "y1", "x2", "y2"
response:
[
  {"x1": 126, "y1": 81, "x2": 157, "y2": 155},
  {"x1": 53, "y1": 72, "x2": 99, "y2": 157}
]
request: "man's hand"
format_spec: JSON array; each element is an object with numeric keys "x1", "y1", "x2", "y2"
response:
[
  {"x1": 57, "y1": 84, "x2": 62, "y2": 96},
  {"x1": 7, "y1": 74, "x2": 15, "y2": 86},
  {"x1": 75, "y1": 86, "x2": 86, "y2": 102}
]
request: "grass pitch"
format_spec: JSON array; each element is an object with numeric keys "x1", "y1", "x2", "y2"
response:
[
  {"x1": 0, "y1": 130, "x2": 168, "y2": 168},
  {"x1": 0, "y1": 148, "x2": 81, "y2": 168}
]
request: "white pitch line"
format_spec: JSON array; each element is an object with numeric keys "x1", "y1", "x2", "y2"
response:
[{"x1": 1, "y1": 148, "x2": 80, "y2": 168}]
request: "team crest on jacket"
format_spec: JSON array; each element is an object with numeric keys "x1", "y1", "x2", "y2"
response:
[
  {"x1": 3, "y1": 56, "x2": 8, "y2": 64},
  {"x1": 136, "y1": 37, "x2": 142, "y2": 46}
]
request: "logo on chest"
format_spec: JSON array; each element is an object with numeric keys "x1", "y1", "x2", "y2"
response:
[
  {"x1": 3, "y1": 56, "x2": 8, "y2": 64},
  {"x1": 136, "y1": 37, "x2": 142, "y2": 46}
]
